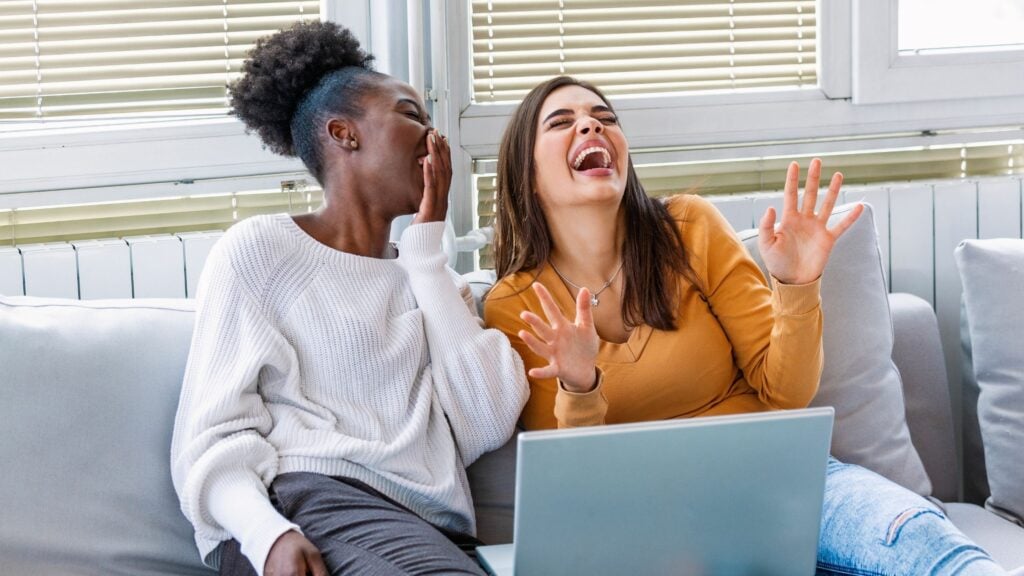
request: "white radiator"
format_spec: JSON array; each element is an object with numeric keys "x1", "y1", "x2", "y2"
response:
[{"x1": 0, "y1": 231, "x2": 222, "y2": 300}]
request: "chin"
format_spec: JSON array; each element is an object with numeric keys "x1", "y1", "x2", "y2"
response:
[{"x1": 575, "y1": 178, "x2": 624, "y2": 203}]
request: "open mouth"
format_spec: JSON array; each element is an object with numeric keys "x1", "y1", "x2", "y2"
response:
[{"x1": 570, "y1": 140, "x2": 613, "y2": 174}]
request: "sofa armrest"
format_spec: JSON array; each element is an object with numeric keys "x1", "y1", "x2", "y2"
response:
[{"x1": 888, "y1": 292, "x2": 959, "y2": 502}]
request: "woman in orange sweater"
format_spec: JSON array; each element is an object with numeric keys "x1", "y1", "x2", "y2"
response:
[{"x1": 482, "y1": 75, "x2": 1005, "y2": 575}]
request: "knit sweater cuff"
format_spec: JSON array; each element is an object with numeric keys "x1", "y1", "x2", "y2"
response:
[
  {"x1": 554, "y1": 368, "x2": 607, "y2": 428},
  {"x1": 770, "y1": 276, "x2": 821, "y2": 316},
  {"x1": 208, "y1": 479, "x2": 300, "y2": 576},
  {"x1": 398, "y1": 222, "x2": 447, "y2": 269}
]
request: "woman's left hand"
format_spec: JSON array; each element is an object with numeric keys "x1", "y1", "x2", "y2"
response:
[
  {"x1": 758, "y1": 158, "x2": 864, "y2": 285},
  {"x1": 412, "y1": 129, "x2": 452, "y2": 225}
]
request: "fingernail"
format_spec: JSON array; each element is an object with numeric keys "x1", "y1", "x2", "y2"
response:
[
  {"x1": 426, "y1": 154, "x2": 433, "y2": 164},
  {"x1": 430, "y1": 133, "x2": 436, "y2": 144}
]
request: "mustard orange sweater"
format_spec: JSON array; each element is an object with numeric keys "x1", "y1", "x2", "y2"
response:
[{"x1": 483, "y1": 194, "x2": 823, "y2": 430}]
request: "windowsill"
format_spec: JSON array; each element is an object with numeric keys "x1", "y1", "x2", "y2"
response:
[{"x1": 0, "y1": 116, "x2": 247, "y2": 151}]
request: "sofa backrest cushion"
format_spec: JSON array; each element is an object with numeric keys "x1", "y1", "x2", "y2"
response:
[
  {"x1": 737, "y1": 202, "x2": 932, "y2": 496},
  {"x1": 955, "y1": 238, "x2": 1024, "y2": 526},
  {"x1": 0, "y1": 296, "x2": 214, "y2": 576},
  {"x1": 888, "y1": 292, "x2": 958, "y2": 502}
]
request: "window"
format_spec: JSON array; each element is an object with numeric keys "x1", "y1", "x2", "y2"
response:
[
  {"x1": 853, "y1": 0, "x2": 1024, "y2": 104},
  {"x1": 0, "y1": 1, "x2": 323, "y2": 216},
  {"x1": 898, "y1": 0, "x2": 1024, "y2": 53},
  {"x1": 0, "y1": 0, "x2": 319, "y2": 122},
  {"x1": 471, "y1": 0, "x2": 816, "y2": 103}
]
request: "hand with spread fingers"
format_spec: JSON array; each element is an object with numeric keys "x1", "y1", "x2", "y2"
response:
[
  {"x1": 412, "y1": 129, "x2": 452, "y2": 225},
  {"x1": 518, "y1": 282, "x2": 601, "y2": 393},
  {"x1": 757, "y1": 158, "x2": 864, "y2": 285}
]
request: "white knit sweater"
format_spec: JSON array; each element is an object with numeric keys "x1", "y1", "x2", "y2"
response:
[{"x1": 170, "y1": 215, "x2": 528, "y2": 575}]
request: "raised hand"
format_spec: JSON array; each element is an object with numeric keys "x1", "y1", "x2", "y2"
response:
[
  {"x1": 518, "y1": 282, "x2": 600, "y2": 393},
  {"x1": 758, "y1": 159, "x2": 864, "y2": 285},
  {"x1": 264, "y1": 531, "x2": 329, "y2": 576},
  {"x1": 412, "y1": 129, "x2": 452, "y2": 225}
]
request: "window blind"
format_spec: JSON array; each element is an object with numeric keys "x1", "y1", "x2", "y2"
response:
[
  {"x1": 0, "y1": 182, "x2": 322, "y2": 246},
  {"x1": 0, "y1": 0, "x2": 318, "y2": 121},
  {"x1": 471, "y1": 0, "x2": 816, "y2": 103},
  {"x1": 474, "y1": 142, "x2": 1024, "y2": 268}
]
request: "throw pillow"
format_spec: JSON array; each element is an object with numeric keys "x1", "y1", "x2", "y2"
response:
[
  {"x1": 737, "y1": 202, "x2": 933, "y2": 496},
  {"x1": 955, "y1": 238, "x2": 1024, "y2": 526},
  {"x1": 0, "y1": 296, "x2": 215, "y2": 576}
]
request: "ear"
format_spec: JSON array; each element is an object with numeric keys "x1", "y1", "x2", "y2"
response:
[{"x1": 326, "y1": 118, "x2": 359, "y2": 150}]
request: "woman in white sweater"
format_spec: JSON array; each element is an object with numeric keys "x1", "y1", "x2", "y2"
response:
[{"x1": 170, "y1": 21, "x2": 528, "y2": 576}]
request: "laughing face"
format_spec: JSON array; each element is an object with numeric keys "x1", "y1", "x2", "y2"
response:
[
  {"x1": 347, "y1": 76, "x2": 433, "y2": 216},
  {"x1": 533, "y1": 84, "x2": 630, "y2": 209}
]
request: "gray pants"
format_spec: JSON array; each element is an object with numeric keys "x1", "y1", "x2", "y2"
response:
[{"x1": 219, "y1": 472, "x2": 486, "y2": 576}]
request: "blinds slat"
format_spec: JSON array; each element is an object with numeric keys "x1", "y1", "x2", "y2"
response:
[
  {"x1": 474, "y1": 15, "x2": 815, "y2": 36},
  {"x1": 474, "y1": 53, "x2": 815, "y2": 77},
  {"x1": 0, "y1": 45, "x2": 254, "y2": 73},
  {"x1": 30, "y1": 2, "x2": 319, "y2": 23},
  {"x1": 471, "y1": 0, "x2": 810, "y2": 11},
  {"x1": 0, "y1": 1, "x2": 302, "y2": 14},
  {"x1": 0, "y1": 31, "x2": 272, "y2": 58},
  {"x1": 473, "y1": 28, "x2": 815, "y2": 52},
  {"x1": 475, "y1": 67, "x2": 816, "y2": 93},
  {"x1": 472, "y1": 3, "x2": 814, "y2": 25},
  {"x1": 3, "y1": 15, "x2": 314, "y2": 42},
  {"x1": 0, "y1": 58, "x2": 250, "y2": 85},
  {"x1": 473, "y1": 39, "x2": 814, "y2": 66},
  {"x1": 477, "y1": 77, "x2": 816, "y2": 101},
  {"x1": 0, "y1": 72, "x2": 244, "y2": 98}
]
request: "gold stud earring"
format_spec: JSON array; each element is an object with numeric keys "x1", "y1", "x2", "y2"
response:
[{"x1": 350, "y1": 138, "x2": 359, "y2": 150}]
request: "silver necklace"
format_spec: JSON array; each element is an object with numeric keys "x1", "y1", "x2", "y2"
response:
[{"x1": 548, "y1": 260, "x2": 624, "y2": 307}]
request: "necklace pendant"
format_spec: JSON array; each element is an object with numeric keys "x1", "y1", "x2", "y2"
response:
[{"x1": 590, "y1": 295, "x2": 600, "y2": 307}]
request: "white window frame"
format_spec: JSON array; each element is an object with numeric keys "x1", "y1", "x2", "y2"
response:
[{"x1": 852, "y1": 0, "x2": 1024, "y2": 105}]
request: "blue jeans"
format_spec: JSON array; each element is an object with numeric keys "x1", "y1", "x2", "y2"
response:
[{"x1": 817, "y1": 458, "x2": 1006, "y2": 575}]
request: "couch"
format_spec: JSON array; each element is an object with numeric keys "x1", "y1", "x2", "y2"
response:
[{"x1": 2, "y1": 203, "x2": 1023, "y2": 575}]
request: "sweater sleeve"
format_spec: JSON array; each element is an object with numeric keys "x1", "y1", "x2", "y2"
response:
[
  {"x1": 482, "y1": 284, "x2": 608, "y2": 430},
  {"x1": 398, "y1": 222, "x2": 529, "y2": 466},
  {"x1": 170, "y1": 246, "x2": 300, "y2": 576},
  {"x1": 685, "y1": 196, "x2": 824, "y2": 409}
]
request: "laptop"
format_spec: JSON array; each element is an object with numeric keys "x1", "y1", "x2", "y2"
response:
[{"x1": 476, "y1": 407, "x2": 834, "y2": 576}]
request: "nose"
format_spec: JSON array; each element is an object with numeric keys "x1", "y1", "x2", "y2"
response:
[{"x1": 578, "y1": 116, "x2": 603, "y2": 135}]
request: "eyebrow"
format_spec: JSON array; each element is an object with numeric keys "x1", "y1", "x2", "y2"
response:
[
  {"x1": 398, "y1": 98, "x2": 432, "y2": 122},
  {"x1": 542, "y1": 105, "x2": 614, "y2": 124}
]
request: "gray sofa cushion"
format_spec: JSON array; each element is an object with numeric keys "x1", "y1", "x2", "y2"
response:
[
  {"x1": 888, "y1": 292, "x2": 958, "y2": 503},
  {"x1": 955, "y1": 239, "x2": 1024, "y2": 526},
  {"x1": 738, "y1": 202, "x2": 932, "y2": 495},
  {"x1": 945, "y1": 503, "x2": 1024, "y2": 570},
  {"x1": 0, "y1": 296, "x2": 214, "y2": 576},
  {"x1": 466, "y1": 432, "x2": 518, "y2": 544}
]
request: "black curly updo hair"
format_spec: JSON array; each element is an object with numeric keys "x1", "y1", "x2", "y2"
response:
[{"x1": 229, "y1": 20, "x2": 380, "y2": 183}]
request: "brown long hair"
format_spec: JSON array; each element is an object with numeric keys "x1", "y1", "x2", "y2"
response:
[{"x1": 492, "y1": 76, "x2": 696, "y2": 331}]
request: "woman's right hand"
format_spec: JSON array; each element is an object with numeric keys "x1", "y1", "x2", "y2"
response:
[
  {"x1": 264, "y1": 531, "x2": 328, "y2": 576},
  {"x1": 519, "y1": 282, "x2": 600, "y2": 393},
  {"x1": 411, "y1": 129, "x2": 452, "y2": 225}
]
